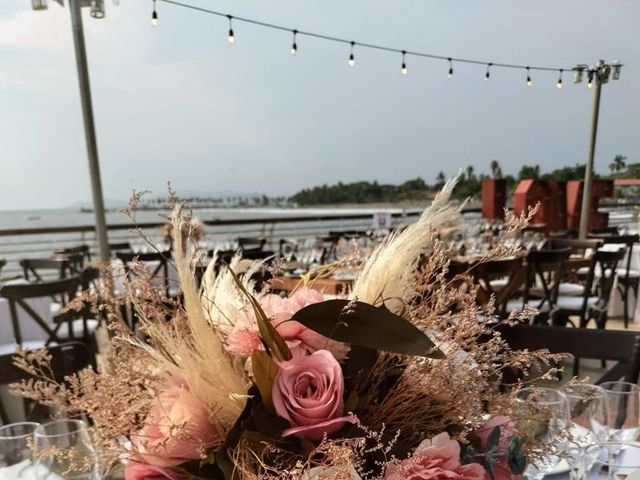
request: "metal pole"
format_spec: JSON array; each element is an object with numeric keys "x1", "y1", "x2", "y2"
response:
[
  {"x1": 578, "y1": 74, "x2": 603, "y2": 239},
  {"x1": 68, "y1": 0, "x2": 110, "y2": 261}
]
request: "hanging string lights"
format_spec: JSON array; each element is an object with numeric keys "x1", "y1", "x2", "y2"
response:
[{"x1": 151, "y1": 0, "x2": 621, "y2": 90}]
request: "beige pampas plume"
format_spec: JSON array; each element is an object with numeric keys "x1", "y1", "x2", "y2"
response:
[
  {"x1": 350, "y1": 175, "x2": 461, "y2": 313},
  {"x1": 145, "y1": 207, "x2": 249, "y2": 430}
]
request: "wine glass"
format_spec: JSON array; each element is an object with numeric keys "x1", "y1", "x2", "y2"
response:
[
  {"x1": 516, "y1": 387, "x2": 570, "y2": 480},
  {"x1": 581, "y1": 442, "x2": 640, "y2": 480},
  {"x1": 0, "y1": 422, "x2": 40, "y2": 478},
  {"x1": 33, "y1": 420, "x2": 100, "y2": 480},
  {"x1": 600, "y1": 382, "x2": 640, "y2": 443},
  {"x1": 564, "y1": 384, "x2": 608, "y2": 479}
]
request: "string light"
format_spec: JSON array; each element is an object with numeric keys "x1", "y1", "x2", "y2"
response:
[
  {"x1": 587, "y1": 70, "x2": 594, "y2": 89},
  {"x1": 556, "y1": 69, "x2": 563, "y2": 89},
  {"x1": 151, "y1": 0, "x2": 616, "y2": 90},
  {"x1": 227, "y1": 15, "x2": 235, "y2": 44},
  {"x1": 151, "y1": 0, "x2": 158, "y2": 26},
  {"x1": 401, "y1": 50, "x2": 408, "y2": 75},
  {"x1": 291, "y1": 30, "x2": 297, "y2": 55},
  {"x1": 348, "y1": 41, "x2": 355, "y2": 66},
  {"x1": 484, "y1": 63, "x2": 492, "y2": 81}
]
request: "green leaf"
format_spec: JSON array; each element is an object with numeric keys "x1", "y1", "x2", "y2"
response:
[
  {"x1": 292, "y1": 299, "x2": 444, "y2": 358},
  {"x1": 227, "y1": 267, "x2": 292, "y2": 361},
  {"x1": 252, "y1": 350, "x2": 279, "y2": 413},
  {"x1": 506, "y1": 436, "x2": 527, "y2": 475},
  {"x1": 487, "y1": 426, "x2": 501, "y2": 453}
]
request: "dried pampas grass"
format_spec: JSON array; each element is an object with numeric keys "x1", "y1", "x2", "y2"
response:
[{"x1": 351, "y1": 175, "x2": 461, "y2": 313}]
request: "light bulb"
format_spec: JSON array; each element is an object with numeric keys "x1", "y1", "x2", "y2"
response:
[
  {"x1": 587, "y1": 81, "x2": 593, "y2": 89},
  {"x1": 400, "y1": 51, "x2": 407, "y2": 75},
  {"x1": 525, "y1": 67, "x2": 531, "y2": 87},
  {"x1": 556, "y1": 69, "x2": 563, "y2": 89},
  {"x1": 227, "y1": 16, "x2": 235, "y2": 44},
  {"x1": 484, "y1": 63, "x2": 492, "y2": 81},
  {"x1": 447, "y1": 58, "x2": 453, "y2": 79},
  {"x1": 348, "y1": 42, "x2": 355, "y2": 66},
  {"x1": 151, "y1": 0, "x2": 157, "y2": 26},
  {"x1": 291, "y1": 30, "x2": 297, "y2": 55}
]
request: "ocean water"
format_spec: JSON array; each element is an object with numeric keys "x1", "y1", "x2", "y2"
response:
[{"x1": 0, "y1": 206, "x2": 409, "y2": 230}]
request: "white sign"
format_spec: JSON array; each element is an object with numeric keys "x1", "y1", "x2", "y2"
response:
[{"x1": 372, "y1": 212, "x2": 392, "y2": 229}]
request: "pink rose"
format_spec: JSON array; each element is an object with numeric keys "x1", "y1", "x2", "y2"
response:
[
  {"x1": 132, "y1": 382, "x2": 219, "y2": 467},
  {"x1": 385, "y1": 432, "x2": 486, "y2": 480},
  {"x1": 125, "y1": 463, "x2": 179, "y2": 480},
  {"x1": 475, "y1": 416, "x2": 521, "y2": 480},
  {"x1": 272, "y1": 349, "x2": 356, "y2": 441},
  {"x1": 226, "y1": 288, "x2": 349, "y2": 360}
]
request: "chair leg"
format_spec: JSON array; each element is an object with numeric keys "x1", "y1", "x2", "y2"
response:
[
  {"x1": 622, "y1": 285, "x2": 630, "y2": 329},
  {"x1": 0, "y1": 399, "x2": 10, "y2": 425}
]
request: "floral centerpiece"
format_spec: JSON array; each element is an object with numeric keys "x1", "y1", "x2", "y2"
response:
[{"x1": 13, "y1": 180, "x2": 561, "y2": 479}]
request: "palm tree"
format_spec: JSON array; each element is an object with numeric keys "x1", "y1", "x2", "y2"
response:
[
  {"x1": 609, "y1": 154, "x2": 627, "y2": 175},
  {"x1": 490, "y1": 160, "x2": 503, "y2": 179},
  {"x1": 466, "y1": 165, "x2": 475, "y2": 181}
]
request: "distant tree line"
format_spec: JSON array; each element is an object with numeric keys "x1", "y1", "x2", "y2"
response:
[{"x1": 288, "y1": 155, "x2": 633, "y2": 206}]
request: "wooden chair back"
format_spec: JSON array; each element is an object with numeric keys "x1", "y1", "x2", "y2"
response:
[
  {"x1": 523, "y1": 247, "x2": 571, "y2": 312},
  {"x1": 0, "y1": 276, "x2": 82, "y2": 345},
  {"x1": 590, "y1": 227, "x2": 620, "y2": 235},
  {"x1": 115, "y1": 251, "x2": 171, "y2": 295},
  {"x1": 0, "y1": 342, "x2": 93, "y2": 423},
  {"x1": 591, "y1": 248, "x2": 626, "y2": 316},
  {"x1": 498, "y1": 324, "x2": 640, "y2": 385},
  {"x1": 108, "y1": 242, "x2": 132, "y2": 253},
  {"x1": 472, "y1": 256, "x2": 523, "y2": 316},
  {"x1": 20, "y1": 258, "x2": 71, "y2": 283},
  {"x1": 54, "y1": 245, "x2": 91, "y2": 270},
  {"x1": 237, "y1": 237, "x2": 266, "y2": 250},
  {"x1": 590, "y1": 234, "x2": 640, "y2": 280},
  {"x1": 548, "y1": 229, "x2": 578, "y2": 240}
]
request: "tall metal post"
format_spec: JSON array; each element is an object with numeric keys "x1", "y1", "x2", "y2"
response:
[
  {"x1": 578, "y1": 72, "x2": 603, "y2": 239},
  {"x1": 68, "y1": 0, "x2": 110, "y2": 261}
]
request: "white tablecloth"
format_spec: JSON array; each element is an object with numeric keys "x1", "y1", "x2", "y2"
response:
[
  {"x1": 0, "y1": 296, "x2": 53, "y2": 347},
  {"x1": 606, "y1": 244, "x2": 640, "y2": 322}
]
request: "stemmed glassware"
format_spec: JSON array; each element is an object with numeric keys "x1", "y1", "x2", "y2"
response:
[
  {"x1": 600, "y1": 382, "x2": 640, "y2": 444},
  {"x1": 0, "y1": 422, "x2": 40, "y2": 478},
  {"x1": 564, "y1": 384, "x2": 609, "y2": 480},
  {"x1": 516, "y1": 387, "x2": 570, "y2": 480},
  {"x1": 581, "y1": 442, "x2": 640, "y2": 480},
  {"x1": 33, "y1": 420, "x2": 100, "y2": 480}
]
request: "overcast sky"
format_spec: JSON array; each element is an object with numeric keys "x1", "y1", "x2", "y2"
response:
[{"x1": 0, "y1": 0, "x2": 638, "y2": 210}]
